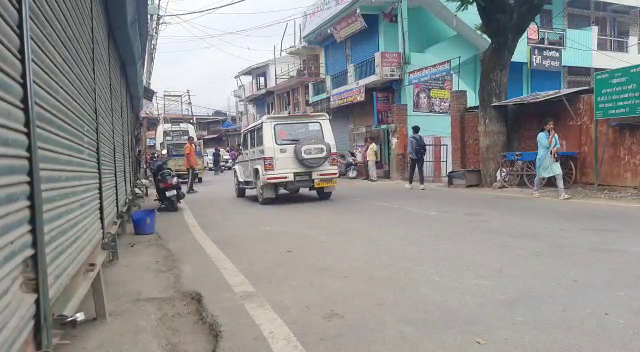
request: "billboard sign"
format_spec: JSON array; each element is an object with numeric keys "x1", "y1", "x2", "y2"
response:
[
  {"x1": 375, "y1": 91, "x2": 393, "y2": 125},
  {"x1": 594, "y1": 64, "x2": 640, "y2": 119},
  {"x1": 301, "y1": 0, "x2": 354, "y2": 38},
  {"x1": 530, "y1": 46, "x2": 562, "y2": 71},
  {"x1": 330, "y1": 85, "x2": 365, "y2": 108},
  {"x1": 330, "y1": 11, "x2": 367, "y2": 42},
  {"x1": 409, "y1": 60, "x2": 452, "y2": 114}
]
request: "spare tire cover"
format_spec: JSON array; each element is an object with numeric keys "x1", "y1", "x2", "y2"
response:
[{"x1": 294, "y1": 137, "x2": 332, "y2": 168}]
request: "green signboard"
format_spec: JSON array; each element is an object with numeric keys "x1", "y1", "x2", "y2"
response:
[{"x1": 594, "y1": 64, "x2": 640, "y2": 119}]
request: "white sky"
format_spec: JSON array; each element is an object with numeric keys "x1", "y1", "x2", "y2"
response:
[{"x1": 151, "y1": 0, "x2": 317, "y2": 115}]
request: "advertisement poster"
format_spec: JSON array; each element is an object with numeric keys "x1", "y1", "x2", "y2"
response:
[
  {"x1": 378, "y1": 52, "x2": 402, "y2": 79},
  {"x1": 375, "y1": 91, "x2": 394, "y2": 125},
  {"x1": 330, "y1": 86, "x2": 365, "y2": 108},
  {"x1": 330, "y1": 11, "x2": 367, "y2": 42},
  {"x1": 409, "y1": 60, "x2": 452, "y2": 114},
  {"x1": 530, "y1": 46, "x2": 562, "y2": 71}
]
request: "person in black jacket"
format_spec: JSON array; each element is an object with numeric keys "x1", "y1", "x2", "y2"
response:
[{"x1": 406, "y1": 125, "x2": 426, "y2": 190}]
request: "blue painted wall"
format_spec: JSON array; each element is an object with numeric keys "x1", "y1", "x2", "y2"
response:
[
  {"x1": 379, "y1": 15, "x2": 399, "y2": 52},
  {"x1": 408, "y1": 7, "x2": 455, "y2": 54},
  {"x1": 508, "y1": 62, "x2": 525, "y2": 99},
  {"x1": 531, "y1": 70, "x2": 562, "y2": 93}
]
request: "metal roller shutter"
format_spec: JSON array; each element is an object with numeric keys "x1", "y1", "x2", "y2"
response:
[
  {"x1": 0, "y1": 1, "x2": 38, "y2": 350},
  {"x1": 110, "y1": 39, "x2": 126, "y2": 212},
  {"x1": 330, "y1": 111, "x2": 351, "y2": 154},
  {"x1": 124, "y1": 92, "x2": 132, "y2": 197},
  {"x1": 324, "y1": 40, "x2": 347, "y2": 76},
  {"x1": 350, "y1": 15, "x2": 379, "y2": 64},
  {"x1": 93, "y1": 0, "x2": 117, "y2": 229},
  {"x1": 29, "y1": 0, "x2": 102, "y2": 300}
]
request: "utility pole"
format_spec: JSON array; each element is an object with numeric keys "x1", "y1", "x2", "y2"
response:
[
  {"x1": 144, "y1": 0, "x2": 165, "y2": 87},
  {"x1": 186, "y1": 90, "x2": 195, "y2": 125}
]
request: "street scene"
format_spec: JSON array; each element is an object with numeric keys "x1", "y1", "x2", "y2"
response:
[{"x1": 1, "y1": 0, "x2": 640, "y2": 352}]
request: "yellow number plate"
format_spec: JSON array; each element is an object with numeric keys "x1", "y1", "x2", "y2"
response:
[{"x1": 314, "y1": 179, "x2": 337, "y2": 188}]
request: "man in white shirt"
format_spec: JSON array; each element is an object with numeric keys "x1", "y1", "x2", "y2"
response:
[{"x1": 366, "y1": 137, "x2": 378, "y2": 182}]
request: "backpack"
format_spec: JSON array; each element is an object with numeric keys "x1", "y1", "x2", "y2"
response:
[{"x1": 412, "y1": 135, "x2": 426, "y2": 158}]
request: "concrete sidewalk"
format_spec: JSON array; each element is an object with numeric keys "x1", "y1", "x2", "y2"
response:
[{"x1": 58, "y1": 205, "x2": 219, "y2": 352}]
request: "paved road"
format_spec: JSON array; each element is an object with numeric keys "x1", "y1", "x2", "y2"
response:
[{"x1": 156, "y1": 172, "x2": 640, "y2": 352}]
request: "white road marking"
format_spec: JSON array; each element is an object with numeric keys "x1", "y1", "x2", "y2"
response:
[{"x1": 182, "y1": 204, "x2": 306, "y2": 352}]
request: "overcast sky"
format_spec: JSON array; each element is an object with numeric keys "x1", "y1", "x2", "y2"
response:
[{"x1": 151, "y1": 0, "x2": 317, "y2": 115}]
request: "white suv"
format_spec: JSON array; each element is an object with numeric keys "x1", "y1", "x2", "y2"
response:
[{"x1": 233, "y1": 113, "x2": 339, "y2": 204}]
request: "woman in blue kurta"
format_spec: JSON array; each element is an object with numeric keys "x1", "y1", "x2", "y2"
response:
[{"x1": 534, "y1": 118, "x2": 571, "y2": 199}]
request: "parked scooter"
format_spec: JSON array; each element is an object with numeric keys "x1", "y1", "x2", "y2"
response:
[{"x1": 152, "y1": 154, "x2": 185, "y2": 211}]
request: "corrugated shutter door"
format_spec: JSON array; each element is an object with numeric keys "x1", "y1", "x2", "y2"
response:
[
  {"x1": 0, "y1": 1, "x2": 38, "y2": 349},
  {"x1": 30, "y1": 0, "x2": 102, "y2": 299},
  {"x1": 94, "y1": 0, "x2": 117, "y2": 229},
  {"x1": 350, "y1": 15, "x2": 379, "y2": 64},
  {"x1": 110, "y1": 39, "x2": 126, "y2": 212},
  {"x1": 330, "y1": 112, "x2": 351, "y2": 154},
  {"x1": 324, "y1": 40, "x2": 347, "y2": 75}
]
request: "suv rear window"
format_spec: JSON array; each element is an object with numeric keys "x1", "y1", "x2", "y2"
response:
[{"x1": 274, "y1": 122, "x2": 324, "y2": 145}]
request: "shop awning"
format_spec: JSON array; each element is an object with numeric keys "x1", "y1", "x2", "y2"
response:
[{"x1": 492, "y1": 87, "x2": 592, "y2": 106}]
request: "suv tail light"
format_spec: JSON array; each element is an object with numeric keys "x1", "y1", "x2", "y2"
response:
[
  {"x1": 264, "y1": 157, "x2": 274, "y2": 171},
  {"x1": 330, "y1": 152, "x2": 338, "y2": 166}
]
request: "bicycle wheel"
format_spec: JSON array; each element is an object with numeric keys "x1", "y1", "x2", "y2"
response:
[{"x1": 554, "y1": 158, "x2": 576, "y2": 188}]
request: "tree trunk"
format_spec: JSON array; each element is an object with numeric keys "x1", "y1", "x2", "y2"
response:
[{"x1": 478, "y1": 42, "x2": 514, "y2": 186}]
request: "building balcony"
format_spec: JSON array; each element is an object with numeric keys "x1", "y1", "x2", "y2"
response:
[
  {"x1": 533, "y1": 28, "x2": 565, "y2": 48},
  {"x1": 312, "y1": 79, "x2": 327, "y2": 97},
  {"x1": 326, "y1": 52, "x2": 402, "y2": 97}
]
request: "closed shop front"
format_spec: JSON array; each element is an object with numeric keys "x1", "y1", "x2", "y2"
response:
[
  {"x1": 329, "y1": 107, "x2": 352, "y2": 154},
  {"x1": 0, "y1": 0, "x2": 147, "y2": 349}
]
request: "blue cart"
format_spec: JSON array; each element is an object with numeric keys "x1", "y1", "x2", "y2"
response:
[{"x1": 498, "y1": 151, "x2": 578, "y2": 188}]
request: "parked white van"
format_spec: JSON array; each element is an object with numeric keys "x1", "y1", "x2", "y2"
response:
[{"x1": 233, "y1": 113, "x2": 339, "y2": 204}]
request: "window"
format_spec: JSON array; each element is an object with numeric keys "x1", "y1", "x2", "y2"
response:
[
  {"x1": 567, "y1": 0, "x2": 590, "y2": 10},
  {"x1": 540, "y1": 9, "x2": 553, "y2": 29},
  {"x1": 250, "y1": 129, "x2": 256, "y2": 149},
  {"x1": 568, "y1": 13, "x2": 591, "y2": 29},
  {"x1": 255, "y1": 126, "x2": 263, "y2": 147},
  {"x1": 242, "y1": 132, "x2": 249, "y2": 150},
  {"x1": 274, "y1": 122, "x2": 324, "y2": 145}
]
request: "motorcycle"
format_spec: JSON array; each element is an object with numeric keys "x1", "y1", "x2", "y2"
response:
[
  {"x1": 152, "y1": 157, "x2": 185, "y2": 211},
  {"x1": 338, "y1": 154, "x2": 359, "y2": 179}
]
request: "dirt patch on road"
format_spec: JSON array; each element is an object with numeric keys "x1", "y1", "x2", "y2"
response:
[{"x1": 59, "y1": 227, "x2": 220, "y2": 352}]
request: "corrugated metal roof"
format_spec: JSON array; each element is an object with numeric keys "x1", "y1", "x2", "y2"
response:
[{"x1": 492, "y1": 87, "x2": 593, "y2": 106}]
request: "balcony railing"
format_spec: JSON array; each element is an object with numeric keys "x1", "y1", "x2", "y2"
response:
[
  {"x1": 534, "y1": 28, "x2": 565, "y2": 48},
  {"x1": 597, "y1": 36, "x2": 629, "y2": 53},
  {"x1": 331, "y1": 69, "x2": 348, "y2": 89},
  {"x1": 312, "y1": 79, "x2": 327, "y2": 97},
  {"x1": 354, "y1": 57, "x2": 376, "y2": 81}
]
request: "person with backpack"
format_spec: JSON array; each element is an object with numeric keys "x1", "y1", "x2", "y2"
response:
[{"x1": 406, "y1": 125, "x2": 426, "y2": 190}]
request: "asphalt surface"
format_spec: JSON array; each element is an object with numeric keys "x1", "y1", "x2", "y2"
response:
[{"x1": 156, "y1": 172, "x2": 640, "y2": 352}]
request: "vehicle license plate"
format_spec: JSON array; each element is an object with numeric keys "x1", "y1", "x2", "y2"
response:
[
  {"x1": 166, "y1": 190, "x2": 177, "y2": 197},
  {"x1": 314, "y1": 179, "x2": 337, "y2": 188}
]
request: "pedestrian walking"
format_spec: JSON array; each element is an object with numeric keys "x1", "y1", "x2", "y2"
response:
[
  {"x1": 213, "y1": 147, "x2": 222, "y2": 175},
  {"x1": 361, "y1": 139, "x2": 371, "y2": 180},
  {"x1": 185, "y1": 136, "x2": 198, "y2": 194},
  {"x1": 366, "y1": 137, "x2": 378, "y2": 182},
  {"x1": 406, "y1": 125, "x2": 427, "y2": 190},
  {"x1": 534, "y1": 118, "x2": 571, "y2": 200}
]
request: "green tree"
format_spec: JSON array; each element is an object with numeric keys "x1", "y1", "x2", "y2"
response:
[{"x1": 450, "y1": 0, "x2": 547, "y2": 185}]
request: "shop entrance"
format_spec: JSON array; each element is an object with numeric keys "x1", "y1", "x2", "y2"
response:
[{"x1": 351, "y1": 126, "x2": 390, "y2": 179}]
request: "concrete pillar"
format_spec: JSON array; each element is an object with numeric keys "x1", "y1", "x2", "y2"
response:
[
  {"x1": 392, "y1": 104, "x2": 408, "y2": 180},
  {"x1": 450, "y1": 91, "x2": 468, "y2": 170}
]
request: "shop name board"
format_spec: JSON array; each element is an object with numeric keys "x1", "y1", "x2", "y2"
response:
[
  {"x1": 301, "y1": 0, "x2": 354, "y2": 38},
  {"x1": 594, "y1": 64, "x2": 640, "y2": 119},
  {"x1": 530, "y1": 46, "x2": 562, "y2": 71},
  {"x1": 330, "y1": 11, "x2": 367, "y2": 42},
  {"x1": 408, "y1": 60, "x2": 451, "y2": 85},
  {"x1": 377, "y1": 52, "x2": 402, "y2": 79},
  {"x1": 330, "y1": 86, "x2": 365, "y2": 108}
]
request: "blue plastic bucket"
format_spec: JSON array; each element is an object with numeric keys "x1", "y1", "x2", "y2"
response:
[{"x1": 131, "y1": 209, "x2": 156, "y2": 235}]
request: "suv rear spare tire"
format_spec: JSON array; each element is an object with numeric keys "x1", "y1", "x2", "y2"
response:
[{"x1": 294, "y1": 137, "x2": 331, "y2": 168}]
